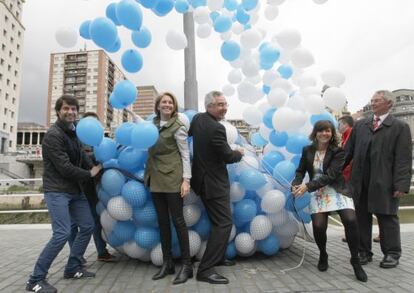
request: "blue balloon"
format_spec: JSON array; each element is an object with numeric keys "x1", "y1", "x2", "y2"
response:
[
  {"x1": 140, "y1": 0, "x2": 157, "y2": 9},
  {"x1": 89, "y1": 17, "x2": 118, "y2": 50},
  {"x1": 102, "y1": 158, "x2": 120, "y2": 169},
  {"x1": 291, "y1": 154, "x2": 302, "y2": 168},
  {"x1": 105, "y1": 37, "x2": 121, "y2": 53},
  {"x1": 175, "y1": 0, "x2": 190, "y2": 13},
  {"x1": 184, "y1": 109, "x2": 198, "y2": 122},
  {"x1": 239, "y1": 168, "x2": 266, "y2": 190},
  {"x1": 152, "y1": 0, "x2": 174, "y2": 16},
  {"x1": 258, "y1": 234, "x2": 280, "y2": 256},
  {"x1": 96, "y1": 201, "x2": 105, "y2": 215},
  {"x1": 115, "y1": 122, "x2": 135, "y2": 146},
  {"x1": 262, "y1": 151, "x2": 285, "y2": 174},
  {"x1": 273, "y1": 160, "x2": 296, "y2": 185},
  {"x1": 101, "y1": 169, "x2": 126, "y2": 196},
  {"x1": 79, "y1": 20, "x2": 91, "y2": 39},
  {"x1": 260, "y1": 45, "x2": 280, "y2": 65},
  {"x1": 310, "y1": 111, "x2": 338, "y2": 127},
  {"x1": 250, "y1": 132, "x2": 267, "y2": 147},
  {"x1": 130, "y1": 122, "x2": 159, "y2": 149},
  {"x1": 98, "y1": 188, "x2": 112, "y2": 205},
  {"x1": 236, "y1": 7, "x2": 250, "y2": 24},
  {"x1": 234, "y1": 199, "x2": 257, "y2": 224},
  {"x1": 134, "y1": 169, "x2": 145, "y2": 181},
  {"x1": 224, "y1": 0, "x2": 238, "y2": 11},
  {"x1": 116, "y1": 0, "x2": 143, "y2": 30},
  {"x1": 294, "y1": 192, "x2": 311, "y2": 210},
  {"x1": 192, "y1": 212, "x2": 211, "y2": 240},
  {"x1": 76, "y1": 117, "x2": 104, "y2": 147},
  {"x1": 214, "y1": 15, "x2": 232, "y2": 33},
  {"x1": 134, "y1": 227, "x2": 160, "y2": 249},
  {"x1": 242, "y1": 0, "x2": 258, "y2": 11},
  {"x1": 133, "y1": 201, "x2": 158, "y2": 227},
  {"x1": 286, "y1": 134, "x2": 310, "y2": 154},
  {"x1": 278, "y1": 64, "x2": 293, "y2": 79},
  {"x1": 269, "y1": 130, "x2": 288, "y2": 147},
  {"x1": 121, "y1": 49, "x2": 143, "y2": 73},
  {"x1": 263, "y1": 108, "x2": 276, "y2": 129},
  {"x1": 107, "y1": 232, "x2": 124, "y2": 247},
  {"x1": 131, "y1": 26, "x2": 152, "y2": 48},
  {"x1": 220, "y1": 40, "x2": 240, "y2": 61},
  {"x1": 113, "y1": 80, "x2": 137, "y2": 107},
  {"x1": 109, "y1": 93, "x2": 125, "y2": 109},
  {"x1": 296, "y1": 210, "x2": 312, "y2": 223},
  {"x1": 260, "y1": 61, "x2": 274, "y2": 70},
  {"x1": 210, "y1": 11, "x2": 220, "y2": 22},
  {"x1": 189, "y1": 0, "x2": 206, "y2": 8},
  {"x1": 262, "y1": 85, "x2": 271, "y2": 94},
  {"x1": 113, "y1": 221, "x2": 136, "y2": 243},
  {"x1": 225, "y1": 242, "x2": 237, "y2": 259},
  {"x1": 94, "y1": 137, "x2": 117, "y2": 163},
  {"x1": 284, "y1": 194, "x2": 295, "y2": 212},
  {"x1": 122, "y1": 180, "x2": 147, "y2": 207},
  {"x1": 118, "y1": 146, "x2": 146, "y2": 171},
  {"x1": 106, "y1": 2, "x2": 121, "y2": 25}
]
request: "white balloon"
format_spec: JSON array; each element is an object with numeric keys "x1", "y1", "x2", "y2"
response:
[
  {"x1": 237, "y1": 81, "x2": 258, "y2": 103},
  {"x1": 286, "y1": 94, "x2": 306, "y2": 111},
  {"x1": 183, "y1": 204, "x2": 201, "y2": 227},
  {"x1": 230, "y1": 182, "x2": 245, "y2": 202},
  {"x1": 230, "y1": 58, "x2": 243, "y2": 68},
  {"x1": 237, "y1": 155, "x2": 260, "y2": 174},
  {"x1": 278, "y1": 235, "x2": 295, "y2": 249},
  {"x1": 263, "y1": 69, "x2": 279, "y2": 86},
  {"x1": 268, "y1": 209, "x2": 289, "y2": 226},
  {"x1": 208, "y1": 0, "x2": 224, "y2": 11},
  {"x1": 166, "y1": 30, "x2": 187, "y2": 50},
  {"x1": 232, "y1": 22, "x2": 244, "y2": 35},
  {"x1": 271, "y1": 78, "x2": 294, "y2": 94},
  {"x1": 222, "y1": 84, "x2": 235, "y2": 96},
  {"x1": 304, "y1": 94, "x2": 325, "y2": 114},
  {"x1": 228, "y1": 224, "x2": 236, "y2": 242},
  {"x1": 246, "y1": 74, "x2": 262, "y2": 85},
  {"x1": 188, "y1": 230, "x2": 202, "y2": 257},
  {"x1": 321, "y1": 69, "x2": 346, "y2": 87},
  {"x1": 313, "y1": 0, "x2": 329, "y2": 4},
  {"x1": 193, "y1": 7, "x2": 210, "y2": 24},
  {"x1": 242, "y1": 59, "x2": 260, "y2": 77},
  {"x1": 100, "y1": 209, "x2": 116, "y2": 233},
  {"x1": 196, "y1": 241, "x2": 207, "y2": 260},
  {"x1": 242, "y1": 107, "x2": 263, "y2": 126},
  {"x1": 235, "y1": 233, "x2": 255, "y2": 254},
  {"x1": 300, "y1": 86, "x2": 322, "y2": 97},
  {"x1": 220, "y1": 31, "x2": 232, "y2": 41},
  {"x1": 274, "y1": 220, "x2": 299, "y2": 239},
  {"x1": 275, "y1": 28, "x2": 301, "y2": 50},
  {"x1": 220, "y1": 121, "x2": 238, "y2": 144},
  {"x1": 240, "y1": 29, "x2": 263, "y2": 49},
  {"x1": 250, "y1": 215, "x2": 273, "y2": 240},
  {"x1": 323, "y1": 87, "x2": 347, "y2": 111},
  {"x1": 197, "y1": 23, "x2": 212, "y2": 38},
  {"x1": 249, "y1": 12, "x2": 260, "y2": 26},
  {"x1": 259, "y1": 123, "x2": 273, "y2": 141},
  {"x1": 267, "y1": 0, "x2": 285, "y2": 5},
  {"x1": 150, "y1": 244, "x2": 163, "y2": 266},
  {"x1": 256, "y1": 180, "x2": 274, "y2": 198},
  {"x1": 184, "y1": 189, "x2": 200, "y2": 205},
  {"x1": 261, "y1": 189, "x2": 286, "y2": 213},
  {"x1": 107, "y1": 196, "x2": 132, "y2": 221},
  {"x1": 264, "y1": 5, "x2": 279, "y2": 20},
  {"x1": 272, "y1": 107, "x2": 307, "y2": 131},
  {"x1": 291, "y1": 47, "x2": 315, "y2": 68},
  {"x1": 256, "y1": 100, "x2": 272, "y2": 114},
  {"x1": 267, "y1": 88, "x2": 288, "y2": 107},
  {"x1": 55, "y1": 27, "x2": 78, "y2": 48},
  {"x1": 294, "y1": 72, "x2": 317, "y2": 88},
  {"x1": 123, "y1": 241, "x2": 148, "y2": 259},
  {"x1": 228, "y1": 69, "x2": 243, "y2": 84},
  {"x1": 178, "y1": 112, "x2": 190, "y2": 130}
]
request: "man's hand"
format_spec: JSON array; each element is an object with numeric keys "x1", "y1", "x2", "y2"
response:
[
  {"x1": 393, "y1": 191, "x2": 406, "y2": 198},
  {"x1": 236, "y1": 148, "x2": 245, "y2": 156},
  {"x1": 181, "y1": 179, "x2": 190, "y2": 198},
  {"x1": 90, "y1": 165, "x2": 102, "y2": 177}
]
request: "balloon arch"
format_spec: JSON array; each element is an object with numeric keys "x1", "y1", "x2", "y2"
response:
[{"x1": 57, "y1": 0, "x2": 349, "y2": 266}]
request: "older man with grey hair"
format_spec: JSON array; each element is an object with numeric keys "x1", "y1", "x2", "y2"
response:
[{"x1": 344, "y1": 90, "x2": 412, "y2": 269}]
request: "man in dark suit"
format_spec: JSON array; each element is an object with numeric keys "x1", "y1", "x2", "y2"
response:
[
  {"x1": 345, "y1": 90, "x2": 412, "y2": 269},
  {"x1": 189, "y1": 91, "x2": 244, "y2": 284}
]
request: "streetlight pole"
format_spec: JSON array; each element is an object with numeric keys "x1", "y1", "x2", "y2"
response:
[{"x1": 183, "y1": 12, "x2": 198, "y2": 111}]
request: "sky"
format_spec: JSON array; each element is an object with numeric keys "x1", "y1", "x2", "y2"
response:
[{"x1": 17, "y1": 0, "x2": 414, "y2": 125}]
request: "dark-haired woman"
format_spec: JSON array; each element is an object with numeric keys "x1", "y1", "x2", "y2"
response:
[
  {"x1": 292, "y1": 120, "x2": 367, "y2": 282},
  {"x1": 144, "y1": 92, "x2": 192, "y2": 284}
]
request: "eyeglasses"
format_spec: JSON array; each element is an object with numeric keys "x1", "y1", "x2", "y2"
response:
[{"x1": 213, "y1": 102, "x2": 229, "y2": 108}]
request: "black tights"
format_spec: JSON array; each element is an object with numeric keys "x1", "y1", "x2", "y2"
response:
[
  {"x1": 151, "y1": 192, "x2": 191, "y2": 265},
  {"x1": 311, "y1": 209, "x2": 359, "y2": 259}
]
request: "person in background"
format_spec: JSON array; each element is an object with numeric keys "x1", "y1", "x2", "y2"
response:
[
  {"x1": 292, "y1": 120, "x2": 367, "y2": 282},
  {"x1": 144, "y1": 92, "x2": 192, "y2": 285}
]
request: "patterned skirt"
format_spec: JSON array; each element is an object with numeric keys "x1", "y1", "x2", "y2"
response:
[{"x1": 309, "y1": 185, "x2": 354, "y2": 214}]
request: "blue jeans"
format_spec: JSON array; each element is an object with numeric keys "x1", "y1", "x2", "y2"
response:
[{"x1": 29, "y1": 192, "x2": 94, "y2": 282}]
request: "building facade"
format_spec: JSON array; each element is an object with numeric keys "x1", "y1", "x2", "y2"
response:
[
  {"x1": 0, "y1": 0, "x2": 25, "y2": 153},
  {"x1": 132, "y1": 85, "x2": 158, "y2": 119},
  {"x1": 47, "y1": 50, "x2": 130, "y2": 133}
]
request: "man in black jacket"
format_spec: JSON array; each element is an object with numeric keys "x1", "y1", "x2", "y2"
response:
[
  {"x1": 26, "y1": 95, "x2": 102, "y2": 293},
  {"x1": 345, "y1": 90, "x2": 412, "y2": 269},
  {"x1": 190, "y1": 91, "x2": 244, "y2": 284}
]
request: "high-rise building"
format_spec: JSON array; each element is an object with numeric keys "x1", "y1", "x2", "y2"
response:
[
  {"x1": 132, "y1": 85, "x2": 158, "y2": 119},
  {"x1": 47, "y1": 50, "x2": 130, "y2": 133},
  {"x1": 0, "y1": 0, "x2": 25, "y2": 153}
]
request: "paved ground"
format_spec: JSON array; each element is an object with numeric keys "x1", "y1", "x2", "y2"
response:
[{"x1": 1, "y1": 224, "x2": 414, "y2": 293}]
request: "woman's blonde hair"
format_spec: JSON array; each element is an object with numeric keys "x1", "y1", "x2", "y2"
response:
[{"x1": 154, "y1": 92, "x2": 179, "y2": 118}]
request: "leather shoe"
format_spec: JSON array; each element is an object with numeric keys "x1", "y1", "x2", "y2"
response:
[
  {"x1": 380, "y1": 255, "x2": 399, "y2": 268},
  {"x1": 317, "y1": 253, "x2": 328, "y2": 272},
  {"x1": 196, "y1": 273, "x2": 229, "y2": 284},
  {"x1": 359, "y1": 252, "x2": 373, "y2": 265},
  {"x1": 218, "y1": 259, "x2": 236, "y2": 266},
  {"x1": 152, "y1": 259, "x2": 175, "y2": 280},
  {"x1": 173, "y1": 264, "x2": 193, "y2": 285}
]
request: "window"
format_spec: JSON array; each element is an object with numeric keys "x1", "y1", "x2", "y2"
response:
[
  {"x1": 5, "y1": 93, "x2": 9, "y2": 100},
  {"x1": 12, "y1": 24, "x2": 15, "y2": 30},
  {"x1": 11, "y1": 111, "x2": 14, "y2": 118},
  {"x1": 3, "y1": 108, "x2": 7, "y2": 115},
  {"x1": 13, "y1": 84, "x2": 16, "y2": 90},
  {"x1": 10, "y1": 37, "x2": 13, "y2": 43},
  {"x1": 14, "y1": 70, "x2": 18, "y2": 77},
  {"x1": 9, "y1": 51, "x2": 12, "y2": 57},
  {"x1": 17, "y1": 44, "x2": 20, "y2": 50},
  {"x1": 3, "y1": 123, "x2": 6, "y2": 130},
  {"x1": 7, "y1": 65, "x2": 11, "y2": 71},
  {"x1": 15, "y1": 57, "x2": 19, "y2": 63},
  {"x1": 18, "y1": 31, "x2": 21, "y2": 38},
  {"x1": 10, "y1": 126, "x2": 13, "y2": 133},
  {"x1": 0, "y1": 73, "x2": 2, "y2": 80},
  {"x1": 12, "y1": 97, "x2": 15, "y2": 104},
  {"x1": 1, "y1": 44, "x2": 5, "y2": 51},
  {"x1": 9, "y1": 141, "x2": 12, "y2": 148},
  {"x1": 5, "y1": 15, "x2": 8, "y2": 22},
  {"x1": 0, "y1": 59, "x2": 3, "y2": 65},
  {"x1": 2, "y1": 30, "x2": 6, "y2": 36},
  {"x1": 6, "y1": 79, "x2": 10, "y2": 86}
]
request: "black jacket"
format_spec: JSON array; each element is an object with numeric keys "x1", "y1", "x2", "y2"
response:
[
  {"x1": 292, "y1": 145, "x2": 351, "y2": 197},
  {"x1": 344, "y1": 114, "x2": 412, "y2": 214},
  {"x1": 42, "y1": 119, "x2": 93, "y2": 194},
  {"x1": 189, "y1": 112, "x2": 242, "y2": 199}
]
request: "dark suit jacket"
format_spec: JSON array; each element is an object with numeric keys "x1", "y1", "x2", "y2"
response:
[
  {"x1": 292, "y1": 145, "x2": 351, "y2": 197},
  {"x1": 189, "y1": 112, "x2": 243, "y2": 199}
]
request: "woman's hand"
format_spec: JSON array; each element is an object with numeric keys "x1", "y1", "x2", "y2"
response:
[
  {"x1": 292, "y1": 184, "x2": 308, "y2": 197},
  {"x1": 181, "y1": 179, "x2": 190, "y2": 198}
]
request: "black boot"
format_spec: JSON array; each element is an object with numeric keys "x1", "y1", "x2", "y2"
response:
[
  {"x1": 317, "y1": 252, "x2": 329, "y2": 272},
  {"x1": 152, "y1": 259, "x2": 175, "y2": 280},
  {"x1": 173, "y1": 263, "x2": 193, "y2": 285},
  {"x1": 351, "y1": 257, "x2": 368, "y2": 282}
]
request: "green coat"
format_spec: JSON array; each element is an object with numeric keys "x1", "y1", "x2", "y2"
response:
[{"x1": 144, "y1": 116, "x2": 184, "y2": 193}]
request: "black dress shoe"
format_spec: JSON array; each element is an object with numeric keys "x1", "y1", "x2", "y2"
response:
[
  {"x1": 359, "y1": 252, "x2": 373, "y2": 265},
  {"x1": 380, "y1": 255, "x2": 399, "y2": 268},
  {"x1": 350, "y1": 258, "x2": 368, "y2": 282},
  {"x1": 218, "y1": 259, "x2": 236, "y2": 266},
  {"x1": 173, "y1": 264, "x2": 193, "y2": 285},
  {"x1": 317, "y1": 253, "x2": 328, "y2": 272},
  {"x1": 152, "y1": 259, "x2": 175, "y2": 280},
  {"x1": 196, "y1": 273, "x2": 229, "y2": 284}
]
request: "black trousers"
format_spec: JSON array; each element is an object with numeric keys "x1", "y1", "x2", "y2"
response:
[
  {"x1": 356, "y1": 186, "x2": 401, "y2": 258},
  {"x1": 151, "y1": 192, "x2": 191, "y2": 264},
  {"x1": 197, "y1": 193, "x2": 232, "y2": 276}
]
